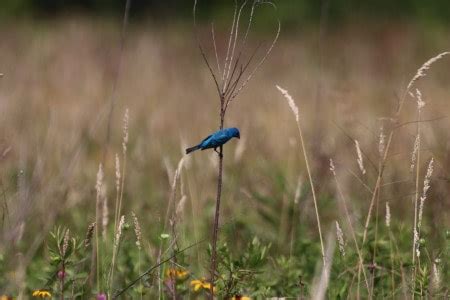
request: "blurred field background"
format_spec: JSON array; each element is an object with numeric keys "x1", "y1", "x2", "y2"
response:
[{"x1": 1, "y1": 0, "x2": 450, "y2": 298}]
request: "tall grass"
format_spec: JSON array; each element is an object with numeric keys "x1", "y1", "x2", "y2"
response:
[
  {"x1": 276, "y1": 85, "x2": 326, "y2": 266},
  {"x1": 0, "y1": 14, "x2": 450, "y2": 299}
]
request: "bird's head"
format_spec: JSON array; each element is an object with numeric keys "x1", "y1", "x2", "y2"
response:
[{"x1": 228, "y1": 127, "x2": 240, "y2": 139}]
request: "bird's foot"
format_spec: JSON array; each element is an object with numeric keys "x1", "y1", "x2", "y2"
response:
[{"x1": 214, "y1": 148, "x2": 223, "y2": 158}]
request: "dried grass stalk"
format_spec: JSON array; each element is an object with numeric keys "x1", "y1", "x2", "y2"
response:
[{"x1": 277, "y1": 85, "x2": 325, "y2": 265}]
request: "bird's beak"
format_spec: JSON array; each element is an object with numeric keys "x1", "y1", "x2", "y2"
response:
[{"x1": 237, "y1": 134, "x2": 240, "y2": 139}]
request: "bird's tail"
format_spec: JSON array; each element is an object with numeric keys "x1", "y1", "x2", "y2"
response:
[{"x1": 185, "y1": 145, "x2": 201, "y2": 154}]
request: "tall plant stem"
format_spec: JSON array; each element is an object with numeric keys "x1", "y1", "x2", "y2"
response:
[
  {"x1": 356, "y1": 94, "x2": 405, "y2": 298},
  {"x1": 296, "y1": 121, "x2": 326, "y2": 266},
  {"x1": 276, "y1": 85, "x2": 325, "y2": 267},
  {"x1": 331, "y1": 167, "x2": 369, "y2": 291},
  {"x1": 138, "y1": 250, "x2": 142, "y2": 300},
  {"x1": 60, "y1": 261, "x2": 65, "y2": 300},
  {"x1": 95, "y1": 211, "x2": 100, "y2": 293},
  {"x1": 210, "y1": 105, "x2": 225, "y2": 299},
  {"x1": 191, "y1": 2, "x2": 280, "y2": 297},
  {"x1": 411, "y1": 109, "x2": 421, "y2": 297}
]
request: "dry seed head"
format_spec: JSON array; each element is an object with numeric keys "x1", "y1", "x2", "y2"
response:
[
  {"x1": 62, "y1": 229, "x2": 70, "y2": 257},
  {"x1": 96, "y1": 164, "x2": 104, "y2": 195},
  {"x1": 418, "y1": 158, "x2": 434, "y2": 229},
  {"x1": 172, "y1": 157, "x2": 185, "y2": 191},
  {"x1": 378, "y1": 126, "x2": 386, "y2": 157},
  {"x1": 385, "y1": 201, "x2": 391, "y2": 228},
  {"x1": 329, "y1": 158, "x2": 336, "y2": 176},
  {"x1": 175, "y1": 195, "x2": 187, "y2": 218},
  {"x1": 115, "y1": 154, "x2": 121, "y2": 193},
  {"x1": 415, "y1": 89, "x2": 425, "y2": 110},
  {"x1": 84, "y1": 222, "x2": 96, "y2": 248},
  {"x1": 406, "y1": 52, "x2": 450, "y2": 92},
  {"x1": 114, "y1": 215, "x2": 125, "y2": 249},
  {"x1": 335, "y1": 221, "x2": 345, "y2": 257},
  {"x1": 170, "y1": 158, "x2": 185, "y2": 222},
  {"x1": 131, "y1": 212, "x2": 142, "y2": 250},
  {"x1": 102, "y1": 192, "x2": 109, "y2": 239},
  {"x1": 423, "y1": 157, "x2": 434, "y2": 193},
  {"x1": 354, "y1": 140, "x2": 366, "y2": 175},
  {"x1": 276, "y1": 85, "x2": 299, "y2": 122},
  {"x1": 122, "y1": 108, "x2": 129, "y2": 154},
  {"x1": 410, "y1": 135, "x2": 420, "y2": 172},
  {"x1": 414, "y1": 228, "x2": 420, "y2": 258}
]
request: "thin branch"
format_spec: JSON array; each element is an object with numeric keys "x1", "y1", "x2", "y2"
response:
[
  {"x1": 224, "y1": 54, "x2": 242, "y2": 96},
  {"x1": 222, "y1": 0, "x2": 239, "y2": 86},
  {"x1": 380, "y1": 178, "x2": 411, "y2": 187},
  {"x1": 231, "y1": 1, "x2": 280, "y2": 100},
  {"x1": 241, "y1": 0, "x2": 258, "y2": 50},
  {"x1": 211, "y1": 23, "x2": 222, "y2": 77},
  {"x1": 393, "y1": 116, "x2": 447, "y2": 130},
  {"x1": 225, "y1": 42, "x2": 262, "y2": 100},
  {"x1": 193, "y1": 1, "x2": 222, "y2": 97},
  {"x1": 224, "y1": 0, "x2": 248, "y2": 92},
  {"x1": 199, "y1": 46, "x2": 222, "y2": 97},
  {"x1": 223, "y1": 0, "x2": 258, "y2": 98}
]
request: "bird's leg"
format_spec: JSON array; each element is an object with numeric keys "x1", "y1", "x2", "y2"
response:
[{"x1": 214, "y1": 148, "x2": 223, "y2": 158}]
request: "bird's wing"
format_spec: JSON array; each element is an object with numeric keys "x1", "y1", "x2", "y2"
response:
[
  {"x1": 200, "y1": 132, "x2": 228, "y2": 149},
  {"x1": 200, "y1": 134, "x2": 213, "y2": 144},
  {"x1": 211, "y1": 131, "x2": 231, "y2": 144}
]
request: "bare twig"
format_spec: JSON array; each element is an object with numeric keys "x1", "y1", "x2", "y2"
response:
[
  {"x1": 222, "y1": 0, "x2": 239, "y2": 84},
  {"x1": 231, "y1": 2, "x2": 280, "y2": 100},
  {"x1": 223, "y1": 0, "x2": 248, "y2": 92},
  {"x1": 211, "y1": 23, "x2": 221, "y2": 76}
]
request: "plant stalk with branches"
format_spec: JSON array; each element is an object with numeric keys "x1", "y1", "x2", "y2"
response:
[{"x1": 193, "y1": 1, "x2": 280, "y2": 297}]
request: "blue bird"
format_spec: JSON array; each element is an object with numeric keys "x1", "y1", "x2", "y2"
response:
[{"x1": 186, "y1": 127, "x2": 240, "y2": 155}]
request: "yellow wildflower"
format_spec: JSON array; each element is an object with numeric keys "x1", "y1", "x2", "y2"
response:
[
  {"x1": 231, "y1": 296, "x2": 251, "y2": 300},
  {"x1": 190, "y1": 278, "x2": 216, "y2": 293},
  {"x1": 165, "y1": 268, "x2": 189, "y2": 279},
  {"x1": 32, "y1": 290, "x2": 51, "y2": 298}
]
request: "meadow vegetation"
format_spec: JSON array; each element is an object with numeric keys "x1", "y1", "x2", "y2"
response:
[{"x1": 0, "y1": 14, "x2": 449, "y2": 299}]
